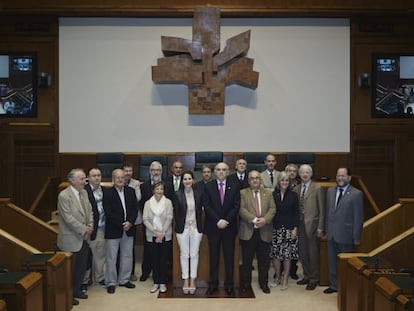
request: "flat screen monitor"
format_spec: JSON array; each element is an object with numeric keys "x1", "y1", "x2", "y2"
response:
[
  {"x1": 0, "y1": 52, "x2": 37, "y2": 117},
  {"x1": 372, "y1": 53, "x2": 414, "y2": 118}
]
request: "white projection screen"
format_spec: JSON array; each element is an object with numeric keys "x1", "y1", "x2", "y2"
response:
[{"x1": 59, "y1": 18, "x2": 350, "y2": 152}]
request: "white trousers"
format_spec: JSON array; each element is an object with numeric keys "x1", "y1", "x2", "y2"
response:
[
  {"x1": 105, "y1": 232, "x2": 133, "y2": 286},
  {"x1": 176, "y1": 227, "x2": 203, "y2": 279}
]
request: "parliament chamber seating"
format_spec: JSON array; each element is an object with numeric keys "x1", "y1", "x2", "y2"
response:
[
  {"x1": 336, "y1": 198, "x2": 414, "y2": 311},
  {"x1": 0, "y1": 199, "x2": 73, "y2": 311},
  {"x1": 138, "y1": 154, "x2": 168, "y2": 181},
  {"x1": 243, "y1": 152, "x2": 267, "y2": 172},
  {"x1": 96, "y1": 152, "x2": 125, "y2": 179}
]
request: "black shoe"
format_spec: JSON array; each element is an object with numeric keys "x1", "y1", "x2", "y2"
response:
[
  {"x1": 119, "y1": 281, "x2": 136, "y2": 289},
  {"x1": 80, "y1": 284, "x2": 88, "y2": 293},
  {"x1": 290, "y1": 273, "x2": 299, "y2": 280},
  {"x1": 139, "y1": 274, "x2": 148, "y2": 282},
  {"x1": 98, "y1": 279, "x2": 106, "y2": 286},
  {"x1": 205, "y1": 285, "x2": 218, "y2": 295},
  {"x1": 226, "y1": 286, "x2": 235, "y2": 296},
  {"x1": 72, "y1": 298, "x2": 79, "y2": 305},
  {"x1": 306, "y1": 283, "x2": 317, "y2": 290},
  {"x1": 75, "y1": 292, "x2": 88, "y2": 299},
  {"x1": 297, "y1": 278, "x2": 309, "y2": 285},
  {"x1": 323, "y1": 287, "x2": 337, "y2": 294},
  {"x1": 260, "y1": 284, "x2": 271, "y2": 294},
  {"x1": 107, "y1": 285, "x2": 115, "y2": 294}
]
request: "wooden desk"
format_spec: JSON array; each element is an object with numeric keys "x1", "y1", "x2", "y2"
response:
[
  {"x1": 25, "y1": 252, "x2": 70, "y2": 311},
  {"x1": 375, "y1": 275, "x2": 414, "y2": 311},
  {"x1": 0, "y1": 271, "x2": 43, "y2": 311},
  {"x1": 345, "y1": 256, "x2": 394, "y2": 311}
]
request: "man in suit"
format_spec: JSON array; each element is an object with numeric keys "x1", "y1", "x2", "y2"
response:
[
  {"x1": 203, "y1": 162, "x2": 241, "y2": 296},
  {"x1": 260, "y1": 153, "x2": 281, "y2": 190},
  {"x1": 295, "y1": 164, "x2": 325, "y2": 290},
  {"x1": 168, "y1": 160, "x2": 184, "y2": 192},
  {"x1": 239, "y1": 171, "x2": 276, "y2": 294},
  {"x1": 324, "y1": 167, "x2": 364, "y2": 294},
  {"x1": 57, "y1": 168, "x2": 94, "y2": 305},
  {"x1": 139, "y1": 160, "x2": 174, "y2": 281},
  {"x1": 122, "y1": 162, "x2": 142, "y2": 282},
  {"x1": 194, "y1": 164, "x2": 213, "y2": 193},
  {"x1": 85, "y1": 168, "x2": 106, "y2": 286},
  {"x1": 104, "y1": 169, "x2": 139, "y2": 294},
  {"x1": 228, "y1": 158, "x2": 249, "y2": 189}
]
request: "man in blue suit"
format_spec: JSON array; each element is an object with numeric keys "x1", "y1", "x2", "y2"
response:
[
  {"x1": 203, "y1": 162, "x2": 240, "y2": 296},
  {"x1": 324, "y1": 167, "x2": 364, "y2": 294}
]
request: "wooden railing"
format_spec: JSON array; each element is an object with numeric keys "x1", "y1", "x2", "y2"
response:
[
  {"x1": 28, "y1": 177, "x2": 61, "y2": 222},
  {"x1": 0, "y1": 228, "x2": 41, "y2": 271},
  {"x1": 0, "y1": 199, "x2": 58, "y2": 252},
  {"x1": 337, "y1": 199, "x2": 414, "y2": 311},
  {"x1": 358, "y1": 198, "x2": 414, "y2": 253}
]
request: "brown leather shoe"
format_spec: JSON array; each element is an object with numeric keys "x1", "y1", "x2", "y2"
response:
[{"x1": 72, "y1": 298, "x2": 79, "y2": 305}]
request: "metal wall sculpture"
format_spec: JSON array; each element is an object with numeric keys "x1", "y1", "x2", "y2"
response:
[{"x1": 152, "y1": 7, "x2": 259, "y2": 114}]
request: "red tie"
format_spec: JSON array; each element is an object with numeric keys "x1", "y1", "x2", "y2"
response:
[{"x1": 254, "y1": 190, "x2": 260, "y2": 217}]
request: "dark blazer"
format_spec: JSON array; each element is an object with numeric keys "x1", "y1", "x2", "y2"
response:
[
  {"x1": 103, "y1": 186, "x2": 139, "y2": 239},
  {"x1": 272, "y1": 187, "x2": 300, "y2": 230},
  {"x1": 85, "y1": 184, "x2": 105, "y2": 240},
  {"x1": 173, "y1": 188, "x2": 204, "y2": 234},
  {"x1": 227, "y1": 172, "x2": 249, "y2": 189},
  {"x1": 203, "y1": 179, "x2": 241, "y2": 236},
  {"x1": 167, "y1": 175, "x2": 184, "y2": 192},
  {"x1": 326, "y1": 185, "x2": 364, "y2": 244}
]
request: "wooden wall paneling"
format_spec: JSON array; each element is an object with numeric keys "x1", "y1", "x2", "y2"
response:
[
  {"x1": 1, "y1": 1, "x2": 414, "y2": 17},
  {"x1": 353, "y1": 140, "x2": 395, "y2": 210},
  {"x1": 14, "y1": 136, "x2": 56, "y2": 210}
]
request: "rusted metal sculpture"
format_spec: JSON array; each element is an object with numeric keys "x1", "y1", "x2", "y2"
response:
[{"x1": 152, "y1": 7, "x2": 259, "y2": 114}]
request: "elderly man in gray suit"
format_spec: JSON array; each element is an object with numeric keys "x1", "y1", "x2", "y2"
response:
[
  {"x1": 239, "y1": 170, "x2": 276, "y2": 294},
  {"x1": 57, "y1": 168, "x2": 94, "y2": 306},
  {"x1": 324, "y1": 167, "x2": 364, "y2": 294}
]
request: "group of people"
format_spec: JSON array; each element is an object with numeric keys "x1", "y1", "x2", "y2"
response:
[{"x1": 57, "y1": 153, "x2": 364, "y2": 306}]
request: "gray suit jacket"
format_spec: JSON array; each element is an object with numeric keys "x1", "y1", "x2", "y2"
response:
[
  {"x1": 239, "y1": 188, "x2": 276, "y2": 243},
  {"x1": 260, "y1": 170, "x2": 281, "y2": 190},
  {"x1": 295, "y1": 181, "x2": 325, "y2": 237},
  {"x1": 326, "y1": 185, "x2": 364, "y2": 244},
  {"x1": 57, "y1": 186, "x2": 93, "y2": 252}
]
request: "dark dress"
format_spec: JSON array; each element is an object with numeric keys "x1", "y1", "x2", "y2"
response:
[{"x1": 270, "y1": 187, "x2": 300, "y2": 260}]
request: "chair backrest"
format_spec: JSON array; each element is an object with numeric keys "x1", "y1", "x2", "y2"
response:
[
  {"x1": 286, "y1": 152, "x2": 315, "y2": 171},
  {"x1": 96, "y1": 153, "x2": 124, "y2": 179},
  {"x1": 194, "y1": 151, "x2": 223, "y2": 171},
  {"x1": 243, "y1": 152, "x2": 268, "y2": 172},
  {"x1": 138, "y1": 155, "x2": 168, "y2": 181}
]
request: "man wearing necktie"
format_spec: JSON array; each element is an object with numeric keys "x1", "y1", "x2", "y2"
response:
[
  {"x1": 57, "y1": 168, "x2": 94, "y2": 306},
  {"x1": 228, "y1": 158, "x2": 250, "y2": 189},
  {"x1": 203, "y1": 162, "x2": 241, "y2": 296},
  {"x1": 239, "y1": 171, "x2": 276, "y2": 294},
  {"x1": 260, "y1": 153, "x2": 281, "y2": 190},
  {"x1": 295, "y1": 164, "x2": 325, "y2": 291},
  {"x1": 169, "y1": 161, "x2": 184, "y2": 192},
  {"x1": 324, "y1": 167, "x2": 364, "y2": 294}
]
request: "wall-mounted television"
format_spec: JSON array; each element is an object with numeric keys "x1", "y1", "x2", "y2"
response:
[
  {"x1": 0, "y1": 52, "x2": 37, "y2": 117},
  {"x1": 372, "y1": 53, "x2": 414, "y2": 118}
]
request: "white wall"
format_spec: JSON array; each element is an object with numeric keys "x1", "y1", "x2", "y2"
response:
[{"x1": 59, "y1": 17, "x2": 350, "y2": 152}]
